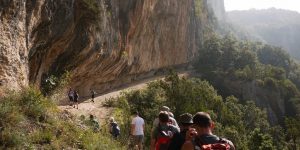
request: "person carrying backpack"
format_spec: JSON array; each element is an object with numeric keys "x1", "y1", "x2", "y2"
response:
[
  {"x1": 68, "y1": 88, "x2": 74, "y2": 106},
  {"x1": 181, "y1": 112, "x2": 235, "y2": 150},
  {"x1": 152, "y1": 106, "x2": 179, "y2": 132},
  {"x1": 89, "y1": 114, "x2": 100, "y2": 132},
  {"x1": 109, "y1": 117, "x2": 120, "y2": 139},
  {"x1": 150, "y1": 111, "x2": 179, "y2": 150},
  {"x1": 168, "y1": 113, "x2": 194, "y2": 150},
  {"x1": 90, "y1": 89, "x2": 96, "y2": 103},
  {"x1": 73, "y1": 91, "x2": 79, "y2": 109}
]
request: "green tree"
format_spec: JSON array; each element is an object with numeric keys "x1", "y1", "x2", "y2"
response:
[
  {"x1": 285, "y1": 117, "x2": 300, "y2": 150},
  {"x1": 197, "y1": 34, "x2": 223, "y2": 72},
  {"x1": 248, "y1": 128, "x2": 276, "y2": 150},
  {"x1": 257, "y1": 45, "x2": 291, "y2": 71}
]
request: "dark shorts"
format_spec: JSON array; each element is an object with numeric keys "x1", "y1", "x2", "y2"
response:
[
  {"x1": 132, "y1": 135, "x2": 144, "y2": 145},
  {"x1": 92, "y1": 95, "x2": 95, "y2": 99},
  {"x1": 68, "y1": 96, "x2": 74, "y2": 102},
  {"x1": 74, "y1": 98, "x2": 78, "y2": 102}
]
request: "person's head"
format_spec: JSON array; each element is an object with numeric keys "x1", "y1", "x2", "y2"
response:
[
  {"x1": 158, "y1": 111, "x2": 170, "y2": 124},
  {"x1": 192, "y1": 112, "x2": 214, "y2": 135},
  {"x1": 161, "y1": 106, "x2": 170, "y2": 112},
  {"x1": 179, "y1": 113, "x2": 193, "y2": 129},
  {"x1": 90, "y1": 114, "x2": 94, "y2": 120},
  {"x1": 109, "y1": 117, "x2": 115, "y2": 123},
  {"x1": 133, "y1": 111, "x2": 139, "y2": 116}
]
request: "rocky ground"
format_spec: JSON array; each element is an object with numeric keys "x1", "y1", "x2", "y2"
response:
[{"x1": 59, "y1": 71, "x2": 192, "y2": 123}]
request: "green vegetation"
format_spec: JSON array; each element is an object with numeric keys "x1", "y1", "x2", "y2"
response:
[
  {"x1": 194, "y1": 0, "x2": 203, "y2": 17},
  {"x1": 41, "y1": 71, "x2": 71, "y2": 97},
  {"x1": 0, "y1": 87, "x2": 125, "y2": 149},
  {"x1": 195, "y1": 33, "x2": 300, "y2": 148},
  {"x1": 196, "y1": 34, "x2": 300, "y2": 119},
  {"x1": 109, "y1": 72, "x2": 295, "y2": 149},
  {"x1": 82, "y1": 0, "x2": 100, "y2": 14}
]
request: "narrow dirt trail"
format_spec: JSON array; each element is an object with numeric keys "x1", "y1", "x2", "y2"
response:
[{"x1": 59, "y1": 71, "x2": 192, "y2": 123}]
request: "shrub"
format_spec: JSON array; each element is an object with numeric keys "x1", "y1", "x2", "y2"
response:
[
  {"x1": 0, "y1": 87, "x2": 126, "y2": 149},
  {"x1": 82, "y1": 0, "x2": 100, "y2": 14},
  {"x1": 102, "y1": 97, "x2": 117, "y2": 107}
]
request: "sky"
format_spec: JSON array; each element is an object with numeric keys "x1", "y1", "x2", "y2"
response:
[{"x1": 225, "y1": 0, "x2": 300, "y2": 13}]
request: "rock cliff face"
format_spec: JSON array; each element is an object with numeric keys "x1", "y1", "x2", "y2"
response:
[
  {"x1": 207, "y1": 0, "x2": 226, "y2": 21},
  {"x1": 0, "y1": 0, "x2": 28, "y2": 92},
  {"x1": 0, "y1": 0, "x2": 213, "y2": 96}
]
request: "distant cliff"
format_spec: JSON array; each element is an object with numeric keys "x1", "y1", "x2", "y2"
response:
[
  {"x1": 228, "y1": 8, "x2": 300, "y2": 59},
  {"x1": 207, "y1": 0, "x2": 226, "y2": 21},
  {"x1": 0, "y1": 0, "x2": 215, "y2": 95}
]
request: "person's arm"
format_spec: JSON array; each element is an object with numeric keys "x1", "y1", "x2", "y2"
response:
[
  {"x1": 181, "y1": 141, "x2": 194, "y2": 150},
  {"x1": 150, "y1": 138, "x2": 156, "y2": 150},
  {"x1": 150, "y1": 129, "x2": 156, "y2": 150},
  {"x1": 143, "y1": 120, "x2": 145, "y2": 131},
  {"x1": 131, "y1": 124, "x2": 135, "y2": 135},
  {"x1": 151, "y1": 118, "x2": 158, "y2": 132},
  {"x1": 109, "y1": 124, "x2": 112, "y2": 133},
  {"x1": 181, "y1": 128, "x2": 197, "y2": 150},
  {"x1": 131, "y1": 118, "x2": 135, "y2": 135}
]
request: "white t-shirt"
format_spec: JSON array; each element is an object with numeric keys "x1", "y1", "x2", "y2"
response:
[{"x1": 131, "y1": 116, "x2": 145, "y2": 135}]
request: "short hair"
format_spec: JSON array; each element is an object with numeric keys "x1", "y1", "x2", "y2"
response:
[
  {"x1": 109, "y1": 117, "x2": 115, "y2": 123},
  {"x1": 159, "y1": 111, "x2": 169, "y2": 123},
  {"x1": 90, "y1": 114, "x2": 94, "y2": 119},
  {"x1": 161, "y1": 106, "x2": 170, "y2": 111},
  {"x1": 193, "y1": 112, "x2": 212, "y2": 128},
  {"x1": 133, "y1": 111, "x2": 139, "y2": 116}
]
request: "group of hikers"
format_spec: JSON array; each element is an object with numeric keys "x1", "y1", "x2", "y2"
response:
[
  {"x1": 67, "y1": 88, "x2": 234, "y2": 150},
  {"x1": 67, "y1": 88, "x2": 121, "y2": 138},
  {"x1": 67, "y1": 88, "x2": 96, "y2": 109},
  {"x1": 129, "y1": 106, "x2": 235, "y2": 150}
]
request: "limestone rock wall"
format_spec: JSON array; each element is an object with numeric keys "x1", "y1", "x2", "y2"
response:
[
  {"x1": 0, "y1": 0, "x2": 212, "y2": 96},
  {"x1": 0, "y1": 0, "x2": 28, "y2": 92}
]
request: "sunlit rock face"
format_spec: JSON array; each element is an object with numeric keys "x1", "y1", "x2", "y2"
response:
[
  {"x1": 0, "y1": 0, "x2": 28, "y2": 92},
  {"x1": 0, "y1": 0, "x2": 213, "y2": 95}
]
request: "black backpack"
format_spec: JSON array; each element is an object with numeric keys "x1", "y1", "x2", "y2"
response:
[
  {"x1": 111, "y1": 122, "x2": 120, "y2": 136},
  {"x1": 155, "y1": 125, "x2": 174, "y2": 150}
]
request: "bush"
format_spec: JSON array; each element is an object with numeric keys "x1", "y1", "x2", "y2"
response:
[
  {"x1": 114, "y1": 73, "x2": 277, "y2": 149},
  {"x1": 0, "y1": 87, "x2": 126, "y2": 149},
  {"x1": 102, "y1": 97, "x2": 117, "y2": 107}
]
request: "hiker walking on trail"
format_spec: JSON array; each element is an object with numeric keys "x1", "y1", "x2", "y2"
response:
[
  {"x1": 109, "y1": 117, "x2": 120, "y2": 139},
  {"x1": 90, "y1": 89, "x2": 96, "y2": 103},
  {"x1": 89, "y1": 114, "x2": 100, "y2": 132},
  {"x1": 168, "y1": 113, "x2": 193, "y2": 150},
  {"x1": 68, "y1": 88, "x2": 74, "y2": 106},
  {"x1": 152, "y1": 106, "x2": 179, "y2": 131},
  {"x1": 150, "y1": 111, "x2": 180, "y2": 150},
  {"x1": 131, "y1": 111, "x2": 145, "y2": 150},
  {"x1": 181, "y1": 112, "x2": 235, "y2": 150},
  {"x1": 73, "y1": 91, "x2": 79, "y2": 109}
]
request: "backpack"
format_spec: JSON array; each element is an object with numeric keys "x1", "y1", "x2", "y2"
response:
[
  {"x1": 74, "y1": 92, "x2": 79, "y2": 100},
  {"x1": 201, "y1": 143, "x2": 230, "y2": 150},
  {"x1": 111, "y1": 122, "x2": 120, "y2": 136},
  {"x1": 155, "y1": 125, "x2": 174, "y2": 150},
  {"x1": 195, "y1": 138, "x2": 231, "y2": 150}
]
